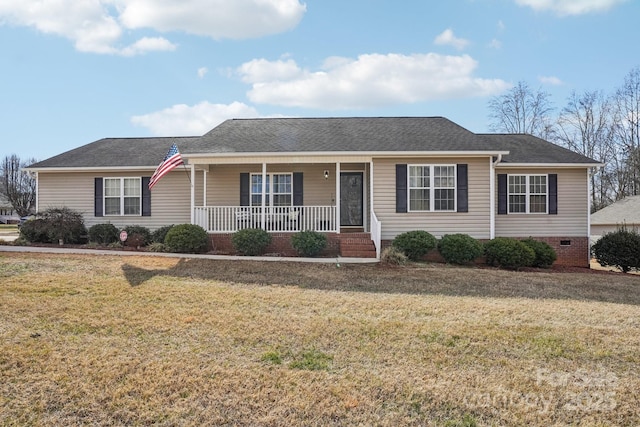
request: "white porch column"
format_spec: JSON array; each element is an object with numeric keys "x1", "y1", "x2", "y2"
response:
[
  {"x1": 35, "y1": 171, "x2": 39, "y2": 213},
  {"x1": 190, "y1": 163, "x2": 195, "y2": 224},
  {"x1": 261, "y1": 162, "x2": 267, "y2": 228},
  {"x1": 335, "y1": 162, "x2": 341, "y2": 233},
  {"x1": 369, "y1": 160, "x2": 374, "y2": 226},
  {"x1": 203, "y1": 170, "x2": 207, "y2": 206}
]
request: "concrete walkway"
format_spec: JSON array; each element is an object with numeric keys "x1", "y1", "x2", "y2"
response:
[{"x1": 0, "y1": 244, "x2": 379, "y2": 264}]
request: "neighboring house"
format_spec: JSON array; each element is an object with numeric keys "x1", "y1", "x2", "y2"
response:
[
  {"x1": 27, "y1": 117, "x2": 600, "y2": 266},
  {"x1": 591, "y1": 195, "x2": 640, "y2": 242},
  {"x1": 0, "y1": 194, "x2": 19, "y2": 224}
]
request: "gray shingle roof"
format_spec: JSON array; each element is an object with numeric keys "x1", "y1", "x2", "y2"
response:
[
  {"x1": 191, "y1": 117, "x2": 498, "y2": 153},
  {"x1": 29, "y1": 136, "x2": 200, "y2": 168},
  {"x1": 480, "y1": 134, "x2": 599, "y2": 164},
  {"x1": 591, "y1": 196, "x2": 640, "y2": 225},
  {"x1": 28, "y1": 117, "x2": 600, "y2": 169}
]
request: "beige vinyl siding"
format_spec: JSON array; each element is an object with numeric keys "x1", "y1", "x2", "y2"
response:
[
  {"x1": 203, "y1": 164, "x2": 340, "y2": 207},
  {"x1": 37, "y1": 170, "x2": 193, "y2": 230},
  {"x1": 495, "y1": 168, "x2": 589, "y2": 237},
  {"x1": 373, "y1": 157, "x2": 492, "y2": 240}
]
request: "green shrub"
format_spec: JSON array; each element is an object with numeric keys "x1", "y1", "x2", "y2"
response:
[
  {"x1": 232, "y1": 228, "x2": 272, "y2": 256},
  {"x1": 147, "y1": 242, "x2": 167, "y2": 253},
  {"x1": 291, "y1": 230, "x2": 327, "y2": 257},
  {"x1": 521, "y1": 238, "x2": 557, "y2": 268},
  {"x1": 437, "y1": 234, "x2": 483, "y2": 265},
  {"x1": 380, "y1": 246, "x2": 408, "y2": 265},
  {"x1": 19, "y1": 218, "x2": 49, "y2": 243},
  {"x1": 164, "y1": 224, "x2": 209, "y2": 253},
  {"x1": 20, "y1": 208, "x2": 87, "y2": 244},
  {"x1": 484, "y1": 237, "x2": 535, "y2": 270},
  {"x1": 592, "y1": 228, "x2": 640, "y2": 273},
  {"x1": 124, "y1": 225, "x2": 152, "y2": 246},
  {"x1": 392, "y1": 230, "x2": 437, "y2": 261},
  {"x1": 88, "y1": 223, "x2": 119, "y2": 245},
  {"x1": 151, "y1": 225, "x2": 174, "y2": 243}
]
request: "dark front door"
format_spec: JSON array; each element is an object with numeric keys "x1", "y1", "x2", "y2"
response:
[{"x1": 340, "y1": 172, "x2": 363, "y2": 227}]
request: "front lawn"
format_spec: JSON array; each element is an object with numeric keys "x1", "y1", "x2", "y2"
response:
[{"x1": 1, "y1": 253, "x2": 638, "y2": 425}]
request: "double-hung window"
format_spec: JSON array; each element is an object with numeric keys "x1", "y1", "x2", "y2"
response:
[
  {"x1": 408, "y1": 165, "x2": 456, "y2": 211},
  {"x1": 250, "y1": 173, "x2": 292, "y2": 207},
  {"x1": 508, "y1": 174, "x2": 547, "y2": 214},
  {"x1": 104, "y1": 177, "x2": 141, "y2": 216}
]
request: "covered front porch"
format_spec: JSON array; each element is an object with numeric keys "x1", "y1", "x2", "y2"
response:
[{"x1": 186, "y1": 158, "x2": 381, "y2": 257}]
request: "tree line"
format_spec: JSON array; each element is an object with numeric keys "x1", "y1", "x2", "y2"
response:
[{"x1": 488, "y1": 66, "x2": 640, "y2": 212}]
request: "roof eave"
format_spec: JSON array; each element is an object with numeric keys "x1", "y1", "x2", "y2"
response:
[
  {"x1": 25, "y1": 166, "x2": 158, "y2": 173},
  {"x1": 495, "y1": 162, "x2": 603, "y2": 168},
  {"x1": 183, "y1": 150, "x2": 510, "y2": 159}
]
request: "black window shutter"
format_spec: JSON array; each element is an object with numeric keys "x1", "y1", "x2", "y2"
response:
[
  {"x1": 396, "y1": 164, "x2": 407, "y2": 213},
  {"x1": 456, "y1": 164, "x2": 468, "y2": 213},
  {"x1": 240, "y1": 173, "x2": 250, "y2": 206},
  {"x1": 293, "y1": 172, "x2": 303, "y2": 206},
  {"x1": 548, "y1": 174, "x2": 558, "y2": 215},
  {"x1": 142, "y1": 177, "x2": 151, "y2": 216},
  {"x1": 94, "y1": 177, "x2": 103, "y2": 217},
  {"x1": 497, "y1": 174, "x2": 507, "y2": 215}
]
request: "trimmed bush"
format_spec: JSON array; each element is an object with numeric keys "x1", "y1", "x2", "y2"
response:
[
  {"x1": 392, "y1": 230, "x2": 437, "y2": 261},
  {"x1": 147, "y1": 242, "x2": 167, "y2": 253},
  {"x1": 437, "y1": 234, "x2": 483, "y2": 265},
  {"x1": 232, "y1": 228, "x2": 272, "y2": 256},
  {"x1": 20, "y1": 208, "x2": 87, "y2": 244},
  {"x1": 521, "y1": 238, "x2": 557, "y2": 268},
  {"x1": 291, "y1": 231, "x2": 327, "y2": 257},
  {"x1": 380, "y1": 246, "x2": 408, "y2": 265},
  {"x1": 19, "y1": 218, "x2": 49, "y2": 243},
  {"x1": 151, "y1": 225, "x2": 174, "y2": 243},
  {"x1": 484, "y1": 237, "x2": 535, "y2": 270},
  {"x1": 592, "y1": 228, "x2": 640, "y2": 273},
  {"x1": 164, "y1": 224, "x2": 209, "y2": 253},
  {"x1": 124, "y1": 225, "x2": 152, "y2": 246},
  {"x1": 88, "y1": 223, "x2": 119, "y2": 245}
]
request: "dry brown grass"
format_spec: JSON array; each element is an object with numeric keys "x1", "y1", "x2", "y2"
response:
[{"x1": 1, "y1": 252, "x2": 639, "y2": 426}]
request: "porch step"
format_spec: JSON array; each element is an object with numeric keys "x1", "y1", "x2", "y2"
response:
[{"x1": 339, "y1": 235, "x2": 377, "y2": 258}]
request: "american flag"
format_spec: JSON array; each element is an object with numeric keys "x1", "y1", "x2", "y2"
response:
[{"x1": 148, "y1": 144, "x2": 184, "y2": 190}]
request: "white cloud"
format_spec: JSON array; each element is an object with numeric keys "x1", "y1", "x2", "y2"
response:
[
  {"x1": 131, "y1": 101, "x2": 261, "y2": 135},
  {"x1": 237, "y1": 53, "x2": 510, "y2": 109},
  {"x1": 489, "y1": 38, "x2": 502, "y2": 49},
  {"x1": 119, "y1": 0, "x2": 306, "y2": 40},
  {"x1": 0, "y1": 0, "x2": 306, "y2": 55},
  {"x1": 497, "y1": 20, "x2": 506, "y2": 31},
  {"x1": 434, "y1": 29, "x2": 470, "y2": 51},
  {"x1": 514, "y1": 0, "x2": 627, "y2": 15},
  {"x1": 539, "y1": 75, "x2": 563, "y2": 85},
  {"x1": 198, "y1": 67, "x2": 209, "y2": 79},
  {"x1": 120, "y1": 37, "x2": 177, "y2": 56}
]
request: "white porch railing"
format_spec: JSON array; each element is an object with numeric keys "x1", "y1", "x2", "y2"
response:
[
  {"x1": 371, "y1": 210, "x2": 382, "y2": 259},
  {"x1": 194, "y1": 206, "x2": 337, "y2": 233}
]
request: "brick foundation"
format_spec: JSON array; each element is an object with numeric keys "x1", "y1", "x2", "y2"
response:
[
  {"x1": 209, "y1": 233, "x2": 340, "y2": 257},
  {"x1": 381, "y1": 236, "x2": 590, "y2": 268}
]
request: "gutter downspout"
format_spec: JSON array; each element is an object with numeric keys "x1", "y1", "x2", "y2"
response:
[{"x1": 490, "y1": 154, "x2": 502, "y2": 239}]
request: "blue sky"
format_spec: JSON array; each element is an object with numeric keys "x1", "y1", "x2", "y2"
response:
[{"x1": 0, "y1": 0, "x2": 637, "y2": 161}]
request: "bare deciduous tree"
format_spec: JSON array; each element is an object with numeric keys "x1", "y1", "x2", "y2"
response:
[
  {"x1": 611, "y1": 67, "x2": 640, "y2": 196},
  {"x1": 557, "y1": 90, "x2": 616, "y2": 211},
  {"x1": 488, "y1": 81, "x2": 556, "y2": 139},
  {"x1": 1, "y1": 154, "x2": 37, "y2": 216}
]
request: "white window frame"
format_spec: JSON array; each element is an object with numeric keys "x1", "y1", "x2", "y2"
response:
[
  {"x1": 250, "y1": 173, "x2": 293, "y2": 207},
  {"x1": 408, "y1": 164, "x2": 456, "y2": 212},
  {"x1": 507, "y1": 174, "x2": 548, "y2": 214},
  {"x1": 104, "y1": 177, "x2": 142, "y2": 216}
]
